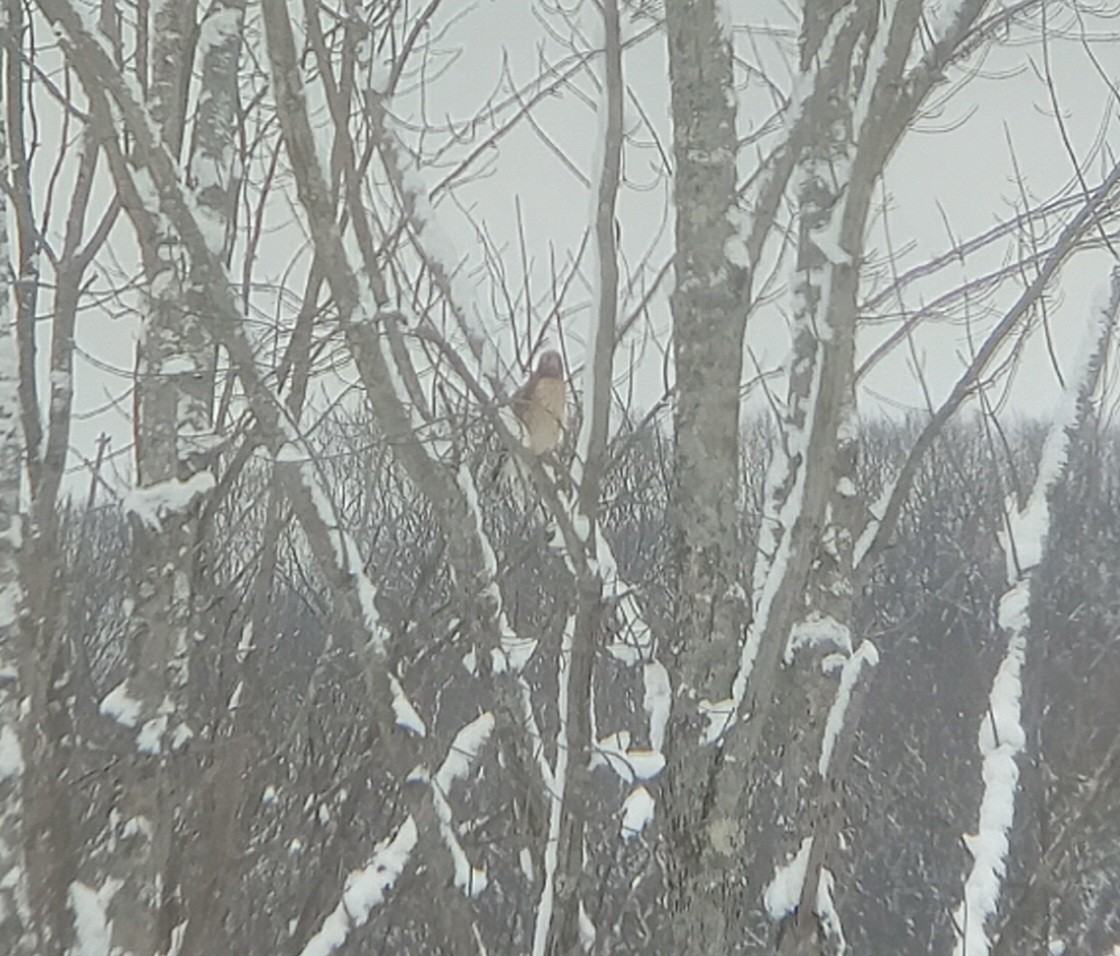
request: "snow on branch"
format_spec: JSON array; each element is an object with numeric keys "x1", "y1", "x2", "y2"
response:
[
  {"x1": 643, "y1": 661, "x2": 671, "y2": 753},
  {"x1": 0, "y1": 725, "x2": 23, "y2": 781},
  {"x1": 953, "y1": 268, "x2": 1119, "y2": 956},
  {"x1": 620, "y1": 786, "x2": 655, "y2": 841},
  {"x1": 816, "y1": 867, "x2": 847, "y2": 953},
  {"x1": 388, "y1": 676, "x2": 426, "y2": 737},
  {"x1": 818, "y1": 640, "x2": 879, "y2": 777},
  {"x1": 454, "y1": 462, "x2": 539, "y2": 675},
  {"x1": 69, "y1": 879, "x2": 120, "y2": 956},
  {"x1": 589, "y1": 730, "x2": 665, "y2": 784},
  {"x1": 435, "y1": 712, "x2": 495, "y2": 794},
  {"x1": 298, "y1": 817, "x2": 418, "y2": 956},
  {"x1": 38, "y1": 0, "x2": 406, "y2": 702},
  {"x1": 122, "y1": 471, "x2": 215, "y2": 530},
  {"x1": 531, "y1": 614, "x2": 576, "y2": 956},
  {"x1": 764, "y1": 837, "x2": 813, "y2": 920},
  {"x1": 952, "y1": 621, "x2": 1026, "y2": 956},
  {"x1": 400, "y1": 713, "x2": 496, "y2": 897},
  {"x1": 763, "y1": 838, "x2": 846, "y2": 946}
]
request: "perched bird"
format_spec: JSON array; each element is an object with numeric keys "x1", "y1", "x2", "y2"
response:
[{"x1": 512, "y1": 350, "x2": 566, "y2": 455}]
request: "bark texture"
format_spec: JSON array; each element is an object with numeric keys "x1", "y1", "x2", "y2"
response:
[
  {"x1": 0, "y1": 31, "x2": 36, "y2": 948},
  {"x1": 662, "y1": 6, "x2": 746, "y2": 947}
]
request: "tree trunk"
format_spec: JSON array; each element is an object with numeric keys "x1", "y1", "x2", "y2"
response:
[
  {"x1": 105, "y1": 0, "x2": 226, "y2": 950},
  {"x1": 662, "y1": 3, "x2": 746, "y2": 948},
  {"x1": 0, "y1": 36, "x2": 37, "y2": 949}
]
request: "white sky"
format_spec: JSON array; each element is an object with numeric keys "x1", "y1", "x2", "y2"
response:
[{"x1": 33, "y1": 1, "x2": 1120, "y2": 494}]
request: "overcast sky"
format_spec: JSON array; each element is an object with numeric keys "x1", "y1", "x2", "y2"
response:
[{"x1": 45, "y1": 1, "x2": 1120, "y2": 494}]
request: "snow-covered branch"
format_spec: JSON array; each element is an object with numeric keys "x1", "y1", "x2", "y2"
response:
[
  {"x1": 953, "y1": 268, "x2": 1120, "y2": 956},
  {"x1": 298, "y1": 818, "x2": 418, "y2": 956},
  {"x1": 531, "y1": 613, "x2": 576, "y2": 956}
]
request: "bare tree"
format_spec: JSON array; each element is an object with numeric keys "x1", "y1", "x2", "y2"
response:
[{"x1": 3, "y1": 1, "x2": 1120, "y2": 955}]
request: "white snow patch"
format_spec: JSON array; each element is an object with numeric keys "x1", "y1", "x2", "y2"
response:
[
  {"x1": 160, "y1": 356, "x2": 197, "y2": 377},
  {"x1": 764, "y1": 837, "x2": 813, "y2": 920},
  {"x1": 819, "y1": 641, "x2": 879, "y2": 777},
  {"x1": 138, "y1": 713, "x2": 168, "y2": 754},
  {"x1": 0, "y1": 724, "x2": 23, "y2": 779},
  {"x1": 299, "y1": 817, "x2": 417, "y2": 956},
  {"x1": 120, "y1": 815, "x2": 152, "y2": 841},
  {"x1": 852, "y1": 0, "x2": 897, "y2": 134},
  {"x1": 196, "y1": 6, "x2": 240, "y2": 51},
  {"x1": 620, "y1": 786, "x2": 655, "y2": 840},
  {"x1": 724, "y1": 234, "x2": 749, "y2": 268},
  {"x1": 606, "y1": 641, "x2": 640, "y2": 665},
  {"x1": 235, "y1": 622, "x2": 254, "y2": 664},
  {"x1": 389, "y1": 676, "x2": 426, "y2": 736},
  {"x1": 579, "y1": 900, "x2": 596, "y2": 950},
  {"x1": 854, "y1": 478, "x2": 896, "y2": 568},
  {"x1": 816, "y1": 867, "x2": 847, "y2": 954},
  {"x1": 531, "y1": 614, "x2": 576, "y2": 955},
  {"x1": 100, "y1": 680, "x2": 142, "y2": 728},
  {"x1": 69, "y1": 879, "x2": 120, "y2": 956},
  {"x1": 642, "y1": 661, "x2": 671, "y2": 753},
  {"x1": 0, "y1": 588, "x2": 18, "y2": 628},
  {"x1": 590, "y1": 731, "x2": 664, "y2": 783},
  {"x1": 170, "y1": 722, "x2": 193, "y2": 750},
  {"x1": 519, "y1": 846, "x2": 534, "y2": 883},
  {"x1": 786, "y1": 612, "x2": 853, "y2": 664},
  {"x1": 435, "y1": 712, "x2": 494, "y2": 793},
  {"x1": 952, "y1": 629, "x2": 1026, "y2": 956},
  {"x1": 997, "y1": 583, "x2": 1030, "y2": 635},
  {"x1": 429, "y1": 716, "x2": 493, "y2": 897}
]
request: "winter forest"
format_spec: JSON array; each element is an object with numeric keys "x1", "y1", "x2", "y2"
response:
[{"x1": 2, "y1": 0, "x2": 1120, "y2": 953}]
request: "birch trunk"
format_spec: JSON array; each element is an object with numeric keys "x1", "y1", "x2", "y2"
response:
[
  {"x1": 0, "y1": 30, "x2": 35, "y2": 948},
  {"x1": 663, "y1": 2, "x2": 968, "y2": 951},
  {"x1": 106, "y1": 0, "x2": 232, "y2": 947}
]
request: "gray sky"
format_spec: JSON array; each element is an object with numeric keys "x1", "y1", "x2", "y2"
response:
[{"x1": 48, "y1": 1, "x2": 1120, "y2": 494}]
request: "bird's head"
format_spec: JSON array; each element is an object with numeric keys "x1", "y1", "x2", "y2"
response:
[{"x1": 537, "y1": 350, "x2": 563, "y2": 379}]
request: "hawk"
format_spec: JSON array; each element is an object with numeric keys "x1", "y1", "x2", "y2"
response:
[{"x1": 512, "y1": 350, "x2": 566, "y2": 455}]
